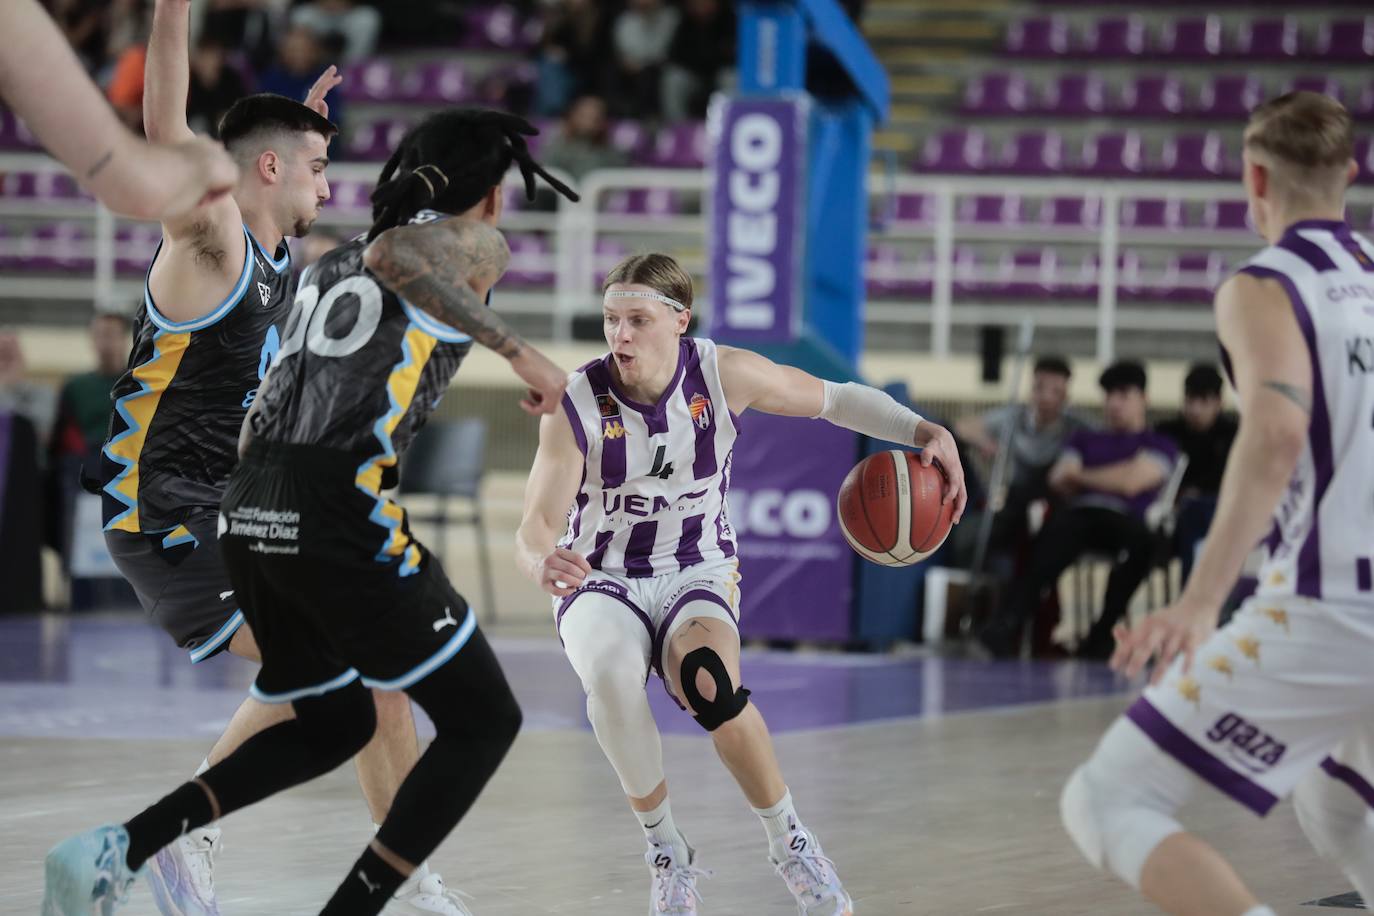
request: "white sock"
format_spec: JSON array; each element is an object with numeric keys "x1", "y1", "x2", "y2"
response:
[
  {"x1": 373, "y1": 823, "x2": 430, "y2": 894},
  {"x1": 1242, "y1": 908, "x2": 1276, "y2": 916},
  {"x1": 752, "y1": 787, "x2": 807, "y2": 859},
  {"x1": 194, "y1": 757, "x2": 210, "y2": 777},
  {"x1": 635, "y1": 797, "x2": 691, "y2": 863}
]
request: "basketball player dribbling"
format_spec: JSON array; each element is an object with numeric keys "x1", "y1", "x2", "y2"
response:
[
  {"x1": 1062, "y1": 92, "x2": 1374, "y2": 916},
  {"x1": 516, "y1": 253, "x2": 968, "y2": 915}
]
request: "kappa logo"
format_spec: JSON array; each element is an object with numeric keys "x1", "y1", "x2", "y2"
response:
[
  {"x1": 688, "y1": 392, "x2": 712, "y2": 430},
  {"x1": 596, "y1": 393, "x2": 620, "y2": 419},
  {"x1": 603, "y1": 419, "x2": 627, "y2": 440},
  {"x1": 257, "y1": 281, "x2": 272, "y2": 307}
]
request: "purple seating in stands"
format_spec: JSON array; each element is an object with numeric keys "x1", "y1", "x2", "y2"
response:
[
  {"x1": 961, "y1": 72, "x2": 1030, "y2": 115},
  {"x1": 603, "y1": 188, "x2": 679, "y2": 217},
  {"x1": 27, "y1": 223, "x2": 91, "y2": 272},
  {"x1": 1315, "y1": 17, "x2": 1374, "y2": 62},
  {"x1": 324, "y1": 179, "x2": 371, "y2": 213},
  {"x1": 865, "y1": 244, "x2": 931, "y2": 298},
  {"x1": 501, "y1": 233, "x2": 552, "y2": 287},
  {"x1": 648, "y1": 122, "x2": 707, "y2": 168},
  {"x1": 1162, "y1": 251, "x2": 1228, "y2": 303},
  {"x1": 594, "y1": 237, "x2": 629, "y2": 286},
  {"x1": 991, "y1": 249, "x2": 1062, "y2": 299},
  {"x1": 1356, "y1": 138, "x2": 1374, "y2": 186},
  {"x1": 463, "y1": 5, "x2": 540, "y2": 52},
  {"x1": 957, "y1": 194, "x2": 1024, "y2": 226},
  {"x1": 406, "y1": 61, "x2": 473, "y2": 104},
  {"x1": 0, "y1": 171, "x2": 84, "y2": 200},
  {"x1": 1005, "y1": 16, "x2": 1069, "y2": 57},
  {"x1": 1236, "y1": 17, "x2": 1300, "y2": 60},
  {"x1": 115, "y1": 224, "x2": 162, "y2": 276},
  {"x1": 0, "y1": 109, "x2": 39, "y2": 151},
  {"x1": 609, "y1": 121, "x2": 650, "y2": 160},
  {"x1": 1040, "y1": 196, "x2": 1102, "y2": 229},
  {"x1": 1041, "y1": 73, "x2": 1106, "y2": 115},
  {"x1": 1352, "y1": 84, "x2": 1374, "y2": 119},
  {"x1": 891, "y1": 193, "x2": 931, "y2": 225},
  {"x1": 1159, "y1": 16, "x2": 1224, "y2": 60},
  {"x1": 348, "y1": 120, "x2": 412, "y2": 161},
  {"x1": 1080, "y1": 16, "x2": 1146, "y2": 58},
  {"x1": 341, "y1": 60, "x2": 399, "y2": 102},
  {"x1": 1201, "y1": 200, "x2": 1252, "y2": 232},
  {"x1": 1156, "y1": 133, "x2": 1231, "y2": 179},
  {"x1": 1113, "y1": 76, "x2": 1184, "y2": 118},
  {"x1": 1122, "y1": 198, "x2": 1184, "y2": 232},
  {"x1": 1195, "y1": 74, "x2": 1264, "y2": 119},
  {"x1": 920, "y1": 129, "x2": 988, "y2": 173},
  {"x1": 1078, "y1": 132, "x2": 1145, "y2": 177},
  {"x1": 998, "y1": 131, "x2": 1063, "y2": 175},
  {"x1": 1286, "y1": 75, "x2": 1343, "y2": 103}
]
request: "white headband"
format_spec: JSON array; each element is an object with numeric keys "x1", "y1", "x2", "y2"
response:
[{"x1": 603, "y1": 290, "x2": 687, "y2": 312}]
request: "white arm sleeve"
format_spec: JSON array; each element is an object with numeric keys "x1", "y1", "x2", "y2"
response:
[{"x1": 813, "y1": 381, "x2": 923, "y2": 446}]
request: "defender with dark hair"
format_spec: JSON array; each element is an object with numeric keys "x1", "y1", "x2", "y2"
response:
[{"x1": 45, "y1": 107, "x2": 577, "y2": 916}]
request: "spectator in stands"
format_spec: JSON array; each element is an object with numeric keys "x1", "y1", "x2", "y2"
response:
[
  {"x1": 538, "y1": 94, "x2": 627, "y2": 184},
  {"x1": 661, "y1": 0, "x2": 735, "y2": 121},
  {"x1": 534, "y1": 0, "x2": 614, "y2": 116},
  {"x1": 201, "y1": 0, "x2": 287, "y2": 72},
  {"x1": 1156, "y1": 363, "x2": 1237, "y2": 584},
  {"x1": 0, "y1": 329, "x2": 58, "y2": 455},
  {"x1": 290, "y1": 0, "x2": 380, "y2": 64},
  {"x1": 51, "y1": 0, "x2": 109, "y2": 74},
  {"x1": 258, "y1": 24, "x2": 345, "y2": 148},
  {"x1": 105, "y1": 38, "x2": 148, "y2": 131},
  {"x1": 611, "y1": 0, "x2": 680, "y2": 118},
  {"x1": 979, "y1": 360, "x2": 1178, "y2": 661},
  {"x1": 186, "y1": 30, "x2": 248, "y2": 138}
]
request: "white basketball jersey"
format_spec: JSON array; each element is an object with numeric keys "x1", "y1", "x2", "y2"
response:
[
  {"x1": 559, "y1": 337, "x2": 739, "y2": 578},
  {"x1": 1236, "y1": 219, "x2": 1374, "y2": 606}
]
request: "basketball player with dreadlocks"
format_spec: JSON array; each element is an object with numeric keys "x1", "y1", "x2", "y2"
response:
[{"x1": 43, "y1": 108, "x2": 578, "y2": 916}]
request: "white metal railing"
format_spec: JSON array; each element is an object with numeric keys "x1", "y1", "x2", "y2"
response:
[{"x1": 3, "y1": 152, "x2": 1372, "y2": 360}]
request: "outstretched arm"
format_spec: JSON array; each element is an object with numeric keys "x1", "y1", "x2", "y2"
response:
[
  {"x1": 363, "y1": 217, "x2": 566, "y2": 415},
  {"x1": 143, "y1": 0, "x2": 196, "y2": 146},
  {"x1": 516, "y1": 407, "x2": 591, "y2": 596},
  {"x1": 718, "y1": 345, "x2": 967, "y2": 521},
  {"x1": 0, "y1": 0, "x2": 237, "y2": 220}
]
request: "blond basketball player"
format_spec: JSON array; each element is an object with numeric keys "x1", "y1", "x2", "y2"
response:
[
  {"x1": 516, "y1": 253, "x2": 966, "y2": 915},
  {"x1": 1062, "y1": 92, "x2": 1374, "y2": 916}
]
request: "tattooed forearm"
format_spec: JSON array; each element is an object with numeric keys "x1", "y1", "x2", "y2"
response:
[
  {"x1": 364, "y1": 218, "x2": 522, "y2": 359},
  {"x1": 86, "y1": 149, "x2": 114, "y2": 181},
  {"x1": 1262, "y1": 380, "x2": 1311, "y2": 414}
]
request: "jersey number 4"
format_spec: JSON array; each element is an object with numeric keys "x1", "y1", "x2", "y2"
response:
[{"x1": 648, "y1": 445, "x2": 674, "y2": 480}]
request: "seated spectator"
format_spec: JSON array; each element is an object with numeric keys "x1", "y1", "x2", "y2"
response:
[
  {"x1": 1156, "y1": 363, "x2": 1237, "y2": 584},
  {"x1": 979, "y1": 360, "x2": 1178, "y2": 660},
  {"x1": 258, "y1": 25, "x2": 344, "y2": 148},
  {"x1": 661, "y1": 0, "x2": 735, "y2": 121},
  {"x1": 186, "y1": 31, "x2": 248, "y2": 138},
  {"x1": 0, "y1": 329, "x2": 54, "y2": 613},
  {"x1": 201, "y1": 0, "x2": 284, "y2": 72},
  {"x1": 105, "y1": 38, "x2": 148, "y2": 132},
  {"x1": 290, "y1": 0, "x2": 380, "y2": 64},
  {"x1": 610, "y1": 0, "x2": 680, "y2": 119},
  {"x1": 0, "y1": 329, "x2": 58, "y2": 454},
  {"x1": 537, "y1": 95, "x2": 627, "y2": 188},
  {"x1": 953, "y1": 356, "x2": 1087, "y2": 576},
  {"x1": 534, "y1": 0, "x2": 612, "y2": 116}
]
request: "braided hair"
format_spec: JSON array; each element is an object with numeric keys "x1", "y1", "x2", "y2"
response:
[{"x1": 366, "y1": 109, "x2": 578, "y2": 241}]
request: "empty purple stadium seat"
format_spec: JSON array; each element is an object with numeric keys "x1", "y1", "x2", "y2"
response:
[
  {"x1": 594, "y1": 237, "x2": 629, "y2": 286},
  {"x1": 920, "y1": 129, "x2": 988, "y2": 173},
  {"x1": 609, "y1": 121, "x2": 650, "y2": 160},
  {"x1": 1122, "y1": 198, "x2": 1185, "y2": 231},
  {"x1": 0, "y1": 171, "x2": 84, "y2": 200},
  {"x1": 464, "y1": 5, "x2": 541, "y2": 51},
  {"x1": 1159, "y1": 16, "x2": 1225, "y2": 60},
  {"x1": 501, "y1": 233, "x2": 553, "y2": 286},
  {"x1": 341, "y1": 60, "x2": 399, "y2": 102},
  {"x1": 1077, "y1": 132, "x2": 1144, "y2": 178},
  {"x1": 115, "y1": 224, "x2": 162, "y2": 276},
  {"x1": 603, "y1": 188, "x2": 679, "y2": 217},
  {"x1": 406, "y1": 61, "x2": 473, "y2": 104},
  {"x1": 1352, "y1": 84, "x2": 1374, "y2": 119},
  {"x1": 1162, "y1": 251, "x2": 1229, "y2": 303},
  {"x1": 324, "y1": 179, "x2": 372, "y2": 213},
  {"x1": 1005, "y1": 16, "x2": 1069, "y2": 57},
  {"x1": 348, "y1": 119, "x2": 413, "y2": 162},
  {"x1": 1195, "y1": 74, "x2": 1264, "y2": 119},
  {"x1": 648, "y1": 122, "x2": 707, "y2": 168},
  {"x1": 1156, "y1": 133, "x2": 1230, "y2": 179},
  {"x1": 1040, "y1": 73, "x2": 1106, "y2": 115},
  {"x1": 1285, "y1": 75, "x2": 1343, "y2": 103},
  {"x1": 957, "y1": 194, "x2": 1024, "y2": 225},
  {"x1": 1040, "y1": 196, "x2": 1102, "y2": 228},
  {"x1": 1235, "y1": 17, "x2": 1300, "y2": 60},
  {"x1": 1356, "y1": 137, "x2": 1374, "y2": 186},
  {"x1": 1315, "y1": 17, "x2": 1374, "y2": 62},
  {"x1": 961, "y1": 72, "x2": 1030, "y2": 115},
  {"x1": 0, "y1": 110, "x2": 39, "y2": 151},
  {"x1": 1201, "y1": 200, "x2": 1252, "y2": 232},
  {"x1": 1113, "y1": 76, "x2": 1184, "y2": 118},
  {"x1": 865, "y1": 244, "x2": 931, "y2": 299},
  {"x1": 892, "y1": 193, "x2": 931, "y2": 225},
  {"x1": 991, "y1": 249, "x2": 1062, "y2": 299},
  {"x1": 1080, "y1": 16, "x2": 1146, "y2": 58},
  {"x1": 28, "y1": 223, "x2": 92, "y2": 272},
  {"x1": 998, "y1": 131, "x2": 1063, "y2": 175}
]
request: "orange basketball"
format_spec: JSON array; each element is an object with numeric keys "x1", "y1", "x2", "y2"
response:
[{"x1": 836, "y1": 450, "x2": 955, "y2": 567}]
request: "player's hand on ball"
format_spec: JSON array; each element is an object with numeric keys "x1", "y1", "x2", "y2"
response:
[
  {"x1": 913, "y1": 420, "x2": 967, "y2": 524},
  {"x1": 1110, "y1": 596, "x2": 1220, "y2": 684},
  {"x1": 510, "y1": 348, "x2": 567, "y2": 416},
  {"x1": 540, "y1": 548, "x2": 591, "y2": 597}
]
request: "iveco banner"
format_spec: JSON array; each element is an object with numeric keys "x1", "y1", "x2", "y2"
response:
[{"x1": 706, "y1": 94, "x2": 809, "y2": 344}]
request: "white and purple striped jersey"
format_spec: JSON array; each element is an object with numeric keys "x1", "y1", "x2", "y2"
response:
[
  {"x1": 559, "y1": 337, "x2": 739, "y2": 578},
  {"x1": 1234, "y1": 219, "x2": 1374, "y2": 607}
]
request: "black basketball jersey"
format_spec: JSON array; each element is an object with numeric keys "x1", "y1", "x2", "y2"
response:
[
  {"x1": 249, "y1": 212, "x2": 475, "y2": 573},
  {"x1": 100, "y1": 225, "x2": 293, "y2": 533}
]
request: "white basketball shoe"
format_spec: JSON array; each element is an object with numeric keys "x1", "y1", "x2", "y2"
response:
[
  {"x1": 646, "y1": 842, "x2": 711, "y2": 915},
  {"x1": 770, "y1": 828, "x2": 854, "y2": 915},
  {"x1": 383, "y1": 871, "x2": 475, "y2": 916},
  {"x1": 146, "y1": 825, "x2": 222, "y2": 916}
]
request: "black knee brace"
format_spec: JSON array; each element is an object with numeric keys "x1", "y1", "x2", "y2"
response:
[{"x1": 679, "y1": 647, "x2": 751, "y2": 731}]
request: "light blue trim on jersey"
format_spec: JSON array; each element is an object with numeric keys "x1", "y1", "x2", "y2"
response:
[
  {"x1": 101, "y1": 329, "x2": 167, "y2": 531},
  {"x1": 143, "y1": 226, "x2": 255, "y2": 334},
  {"x1": 360, "y1": 606, "x2": 476, "y2": 691},
  {"x1": 250, "y1": 668, "x2": 360, "y2": 704},
  {"x1": 189, "y1": 610, "x2": 244, "y2": 664},
  {"x1": 160, "y1": 527, "x2": 199, "y2": 551},
  {"x1": 251, "y1": 231, "x2": 291, "y2": 273},
  {"x1": 356, "y1": 322, "x2": 422, "y2": 577},
  {"x1": 398, "y1": 297, "x2": 473, "y2": 344}
]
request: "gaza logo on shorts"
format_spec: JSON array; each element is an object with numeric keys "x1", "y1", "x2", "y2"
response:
[
  {"x1": 689, "y1": 393, "x2": 712, "y2": 430},
  {"x1": 1206, "y1": 712, "x2": 1287, "y2": 772}
]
